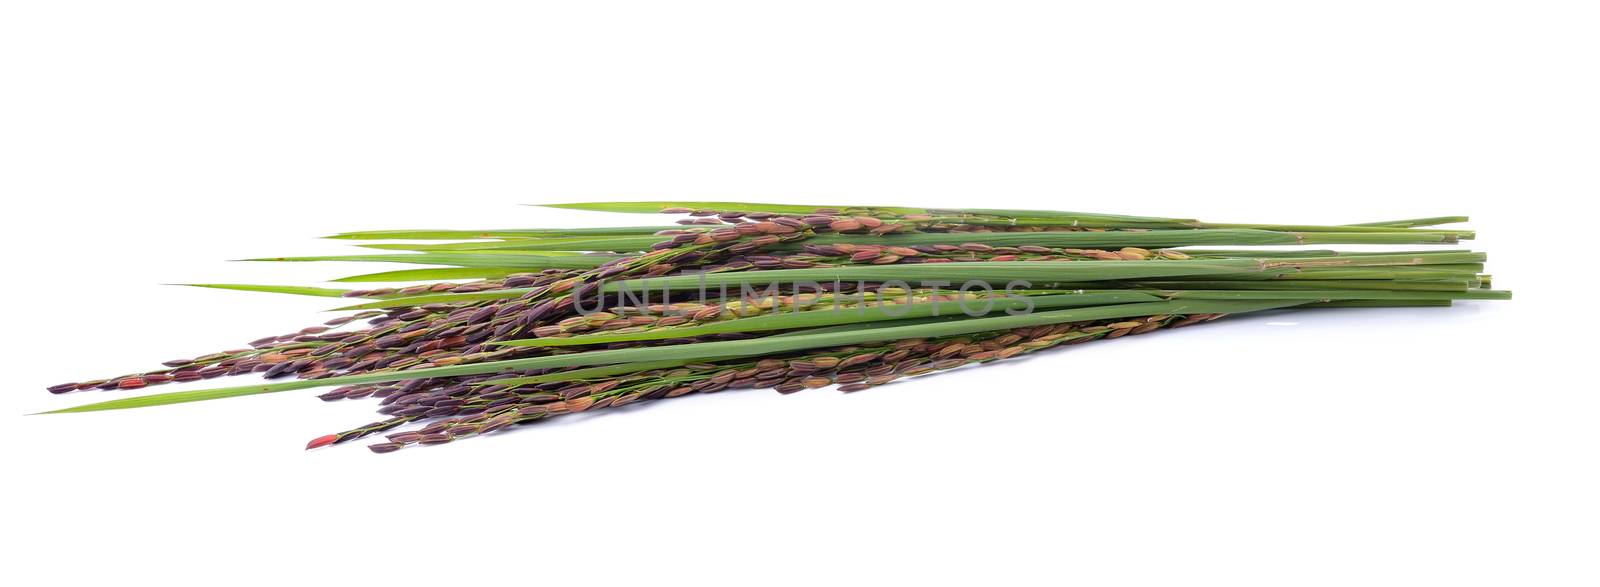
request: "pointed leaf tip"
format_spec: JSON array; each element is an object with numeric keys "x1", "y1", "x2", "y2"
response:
[{"x1": 178, "y1": 284, "x2": 356, "y2": 298}]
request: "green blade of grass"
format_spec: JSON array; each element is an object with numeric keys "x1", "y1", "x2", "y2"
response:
[
  {"x1": 1163, "y1": 265, "x2": 1484, "y2": 280},
  {"x1": 175, "y1": 284, "x2": 361, "y2": 298},
  {"x1": 1157, "y1": 289, "x2": 1512, "y2": 301},
  {"x1": 1111, "y1": 280, "x2": 1473, "y2": 292},
  {"x1": 396, "y1": 235, "x2": 665, "y2": 252},
  {"x1": 241, "y1": 253, "x2": 615, "y2": 269},
  {"x1": 945, "y1": 217, "x2": 1471, "y2": 236},
  {"x1": 358, "y1": 240, "x2": 627, "y2": 253},
  {"x1": 472, "y1": 360, "x2": 693, "y2": 387},
  {"x1": 330, "y1": 267, "x2": 530, "y2": 283},
  {"x1": 795, "y1": 229, "x2": 1464, "y2": 249},
  {"x1": 324, "y1": 226, "x2": 676, "y2": 240},
  {"x1": 1308, "y1": 299, "x2": 1454, "y2": 307},
  {"x1": 924, "y1": 208, "x2": 1195, "y2": 225},
  {"x1": 1346, "y1": 216, "x2": 1469, "y2": 228},
  {"x1": 1174, "y1": 249, "x2": 1466, "y2": 258}
]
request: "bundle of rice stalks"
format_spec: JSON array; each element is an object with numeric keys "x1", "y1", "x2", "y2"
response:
[{"x1": 42, "y1": 202, "x2": 1508, "y2": 453}]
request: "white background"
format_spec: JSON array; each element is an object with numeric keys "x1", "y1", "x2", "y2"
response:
[{"x1": 3, "y1": 1, "x2": 1596, "y2": 585}]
